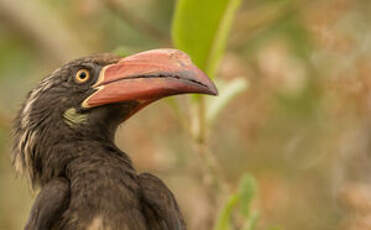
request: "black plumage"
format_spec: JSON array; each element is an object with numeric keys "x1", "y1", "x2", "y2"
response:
[{"x1": 11, "y1": 49, "x2": 217, "y2": 230}]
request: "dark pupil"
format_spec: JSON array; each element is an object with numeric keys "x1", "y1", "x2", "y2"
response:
[{"x1": 79, "y1": 72, "x2": 87, "y2": 79}]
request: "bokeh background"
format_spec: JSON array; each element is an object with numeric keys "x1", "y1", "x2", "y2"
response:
[{"x1": 1, "y1": 0, "x2": 371, "y2": 229}]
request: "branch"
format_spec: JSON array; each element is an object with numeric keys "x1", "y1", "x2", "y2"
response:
[
  {"x1": 103, "y1": 0, "x2": 171, "y2": 45},
  {"x1": 0, "y1": 0, "x2": 90, "y2": 62}
]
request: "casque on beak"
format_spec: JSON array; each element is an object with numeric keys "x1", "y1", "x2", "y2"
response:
[{"x1": 82, "y1": 49, "x2": 217, "y2": 109}]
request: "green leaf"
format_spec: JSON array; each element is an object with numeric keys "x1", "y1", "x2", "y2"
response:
[
  {"x1": 243, "y1": 211, "x2": 260, "y2": 230},
  {"x1": 239, "y1": 173, "x2": 258, "y2": 217},
  {"x1": 214, "y1": 194, "x2": 240, "y2": 230},
  {"x1": 206, "y1": 77, "x2": 249, "y2": 125},
  {"x1": 213, "y1": 174, "x2": 260, "y2": 230},
  {"x1": 172, "y1": 0, "x2": 242, "y2": 78}
]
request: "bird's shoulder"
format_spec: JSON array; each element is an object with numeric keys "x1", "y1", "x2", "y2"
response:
[{"x1": 138, "y1": 173, "x2": 186, "y2": 230}]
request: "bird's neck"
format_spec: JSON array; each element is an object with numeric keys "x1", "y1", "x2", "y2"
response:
[
  {"x1": 19, "y1": 103, "x2": 139, "y2": 188},
  {"x1": 32, "y1": 115, "x2": 133, "y2": 187}
]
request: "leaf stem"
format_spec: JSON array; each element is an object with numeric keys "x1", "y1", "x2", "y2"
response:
[
  {"x1": 197, "y1": 96, "x2": 207, "y2": 144},
  {"x1": 189, "y1": 95, "x2": 231, "y2": 229}
]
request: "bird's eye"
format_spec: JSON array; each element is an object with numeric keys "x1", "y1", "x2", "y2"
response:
[{"x1": 75, "y1": 69, "x2": 90, "y2": 84}]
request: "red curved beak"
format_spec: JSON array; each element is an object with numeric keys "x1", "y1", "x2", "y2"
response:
[{"x1": 82, "y1": 49, "x2": 217, "y2": 109}]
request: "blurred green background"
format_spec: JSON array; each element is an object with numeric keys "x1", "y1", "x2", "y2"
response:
[{"x1": 1, "y1": 0, "x2": 371, "y2": 229}]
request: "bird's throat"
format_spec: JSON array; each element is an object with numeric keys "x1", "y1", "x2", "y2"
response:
[{"x1": 63, "y1": 108, "x2": 88, "y2": 127}]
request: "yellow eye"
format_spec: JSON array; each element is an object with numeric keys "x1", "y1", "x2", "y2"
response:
[{"x1": 75, "y1": 69, "x2": 90, "y2": 84}]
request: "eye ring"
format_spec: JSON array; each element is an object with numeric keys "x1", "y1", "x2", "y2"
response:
[{"x1": 75, "y1": 69, "x2": 90, "y2": 84}]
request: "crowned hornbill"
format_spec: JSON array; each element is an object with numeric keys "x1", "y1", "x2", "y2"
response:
[{"x1": 12, "y1": 49, "x2": 217, "y2": 230}]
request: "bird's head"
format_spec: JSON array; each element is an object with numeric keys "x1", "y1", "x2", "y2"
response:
[{"x1": 12, "y1": 49, "x2": 217, "y2": 186}]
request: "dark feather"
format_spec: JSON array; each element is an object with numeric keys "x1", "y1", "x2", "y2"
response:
[{"x1": 12, "y1": 54, "x2": 186, "y2": 230}]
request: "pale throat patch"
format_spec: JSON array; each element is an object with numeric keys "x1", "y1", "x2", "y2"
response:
[
  {"x1": 86, "y1": 216, "x2": 117, "y2": 230},
  {"x1": 63, "y1": 108, "x2": 88, "y2": 127}
]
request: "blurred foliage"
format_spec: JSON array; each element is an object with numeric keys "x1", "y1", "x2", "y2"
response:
[
  {"x1": 214, "y1": 174, "x2": 259, "y2": 230},
  {"x1": 173, "y1": 0, "x2": 253, "y2": 228},
  {"x1": 1, "y1": 0, "x2": 371, "y2": 230},
  {"x1": 172, "y1": 0, "x2": 241, "y2": 78},
  {"x1": 206, "y1": 78, "x2": 249, "y2": 126}
]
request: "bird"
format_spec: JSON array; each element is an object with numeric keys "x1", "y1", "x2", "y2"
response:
[{"x1": 11, "y1": 49, "x2": 217, "y2": 230}]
